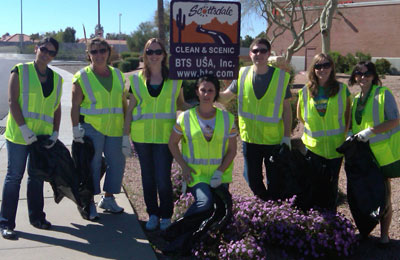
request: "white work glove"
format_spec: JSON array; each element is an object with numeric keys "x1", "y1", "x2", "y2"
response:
[
  {"x1": 210, "y1": 170, "x2": 223, "y2": 188},
  {"x1": 73, "y1": 126, "x2": 85, "y2": 143},
  {"x1": 356, "y1": 128, "x2": 373, "y2": 142},
  {"x1": 19, "y1": 124, "x2": 37, "y2": 145},
  {"x1": 280, "y1": 136, "x2": 291, "y2": 150},
  {"x1": 44, "y1": 131, "x2": 59, "y2": 149},
  {"x1": 122, "y1": 135, "x2": 133, "y2": 157}
]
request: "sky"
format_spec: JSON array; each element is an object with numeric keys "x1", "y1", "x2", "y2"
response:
[{"x1": 0, "y1": 0, "x2": 266, "y2": 40}]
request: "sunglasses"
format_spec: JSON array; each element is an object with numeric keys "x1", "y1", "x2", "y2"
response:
[
  {"x1": 251, "y1": 48, "x2": 268, "y2": 54},
  {"x1": 39, "y1": 46, "x2": 57, "y2": 57},
  {"x1": 314, "y1": 62, "x2": 331, "y2": 70},
  {"x1": 145, "y1": 49, "x2": 163, "y2": 56},
  {"x1": 90, "y1": 48, "x2": 108, "y2": 55},
  {"x1": 355, "y1": 71, "x2": 373, "y2": 77}
]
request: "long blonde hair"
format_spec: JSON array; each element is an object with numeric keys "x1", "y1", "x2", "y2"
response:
[
  {"x1": 306, "y1": 53, "x2": 340, "y2": 98},
  {"x1": 142, "y1": 38, "x2": 169, "y2": 80}
]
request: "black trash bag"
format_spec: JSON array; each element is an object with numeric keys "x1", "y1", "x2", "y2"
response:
[
  {"x1": 162, "y1": 186, "x2": 233, "y2": 256},
  {"x1": 29, "y1": 135, "x2": 82, "y2": 207},
  {"x1": 336, "y1": 135, "x2": 386, "y2": 237},
  {"x1": 288, "y1": 149, "x2": 315, "y2": 211},
  {"x1": 268, "y1": 144, "x2": 303, "y2": 201},
  {"x1": 306, "y1": 151, "x2": 339, "y2": 212},
  {"x1": 71, "y1": 136, "x2": 107, "y2": 220}
]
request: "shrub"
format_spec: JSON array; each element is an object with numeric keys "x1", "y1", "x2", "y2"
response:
[
  {"x1": 345, "y1": 53, "x2": 357, "y2": 73},
  {"x1": 329, "y1": 51, "x2": 347, "y2": 73},
  {"x1": 172, "y1": 194, "x2": 358, "y2": 259},
  {"x1": 125, "y1": 57, "x2": 140, "y2": 70},
  {"x1": 118, "y1": 61, "x2": 131, "y2": 72},
  {"x1": 120, "y1": 51, "x2": 132, "y2": 59},
  {"x1": 355, "y1": 51, "x2": 371, "y2": 62},
  {"x1": 375, "y1": 58, "x2": 391, "y2": 75},
  {"x1": 130, "y1": 52, "x2": 141, "y2": 58},
  {"x1": 182, "y1": 80, "x2": 197, "y2": 102},
  {"x1": 112, "y1": 60, "x2": 121, "y2": 68}
]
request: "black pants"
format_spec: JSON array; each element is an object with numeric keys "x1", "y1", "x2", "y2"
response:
[{"x1": 243, "y1": 141, "x2": 279, "y2": 201}]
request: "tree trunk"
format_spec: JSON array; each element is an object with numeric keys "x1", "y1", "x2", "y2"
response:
[
  {"x1": 321, "y1": 0, "x2": 338, "y2": 54},
  {"x1": 157, "y1": 0, "x2": 166, "y2": 44}
]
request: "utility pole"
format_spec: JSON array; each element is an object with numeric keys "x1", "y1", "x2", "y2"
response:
[
  {"x1": 119, "y1": 13, "x2": 122, "y2": 53},
  {"x1": 20, "y1": 0, "x2": 23, "y2": 53}
]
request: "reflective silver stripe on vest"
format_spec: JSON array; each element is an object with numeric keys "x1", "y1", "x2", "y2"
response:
[
  {"x1": 131, "y1": 73, "x2": 178, "y2": 121},
  {"x1": 370, "y1": 87, "x2": 400, "y2": 144},
  {"x1": 182, "y1": 110, "x2": 229, "y2": 165},
  {"x1": 303, "y1": 84, "x2": 345, "y2": 138},
  {"x1": 80, "y1": 68, "x2": 123, "y2": 115},
  {"x1": 21, "y1": 64, "x2": 54, "y2": 124},
  {"x1": 54, "y1": 76, "x2": 62, "y2": 108},
  {"x1": 114, "y1": 68, "x2": 124, "y2": 91},
  {"x1": 237, "y1": 66, "x2": 284, "y2": 123}
]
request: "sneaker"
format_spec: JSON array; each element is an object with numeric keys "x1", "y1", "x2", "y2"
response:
[
  {"x1": 160, "y1": 218, "x2": 171, "y2": 231},
  {"x1": 89, "y1": 201, "x2": 99, "y2": 221},
  {"x1": 145, "y1": 215, "x2": 159, "y2": 231},
  {"x1": 98, "y1": 196, "x2": 124, "y2": 213},
  {"x1": 1, "y1": 227, "x2": 17, "y2": 240},
  {"x1": 31, "y1": 219, "x2": 52, "y2": 230}
]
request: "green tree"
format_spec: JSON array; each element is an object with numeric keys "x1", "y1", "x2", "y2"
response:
[
  {"x1": 29, "y1": 33, "x2": 40, "y2": 43},
  {"x1": 106, "y1": 33, "x2": 129, "y2": 40},
  {"x1": 240, "y1": 35, "x2": 254, "y2": 47},
  {"x1": 62, "y1": 27, "x2": 76, "y2": 42},
  {"x1": 127, "y1": 22, "x2": 158, "y2": 52}
]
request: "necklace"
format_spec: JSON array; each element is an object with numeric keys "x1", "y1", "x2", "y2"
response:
[{"x1": 34, "y1": 62, "x2": 47, "y2": 77}]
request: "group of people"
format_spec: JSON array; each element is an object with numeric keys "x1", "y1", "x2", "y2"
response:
[{"x1": 0, "y1": 36, "x2": 398, "y2": 250}]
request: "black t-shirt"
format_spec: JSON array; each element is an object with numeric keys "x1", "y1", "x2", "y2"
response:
[
  {"x1": 11, "y1": 66, "x2": 54, "y2": 98},
  {"x1": 128, "y1": 79, "x2": 164, "y2": 98}
]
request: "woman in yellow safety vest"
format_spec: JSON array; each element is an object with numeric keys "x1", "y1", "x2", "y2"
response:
[
  {"x1": 71, "y1": 37, "x2": 126, "y2": 220},
  {"x1": 349, "y1": 61, "x2": 400, "y2": 245},
  {"x1": 1, "y1": 37, "x2": 62, "y2": 239},
  {"x1": 168, "y1": 75, "x2": 237, "y2": 218},
  {"x1": 297, "y1": 53, "x2": 351, "y2": 212},
  {"x1": 123, "y1": 38, "x2": 191, "y2": 231}
]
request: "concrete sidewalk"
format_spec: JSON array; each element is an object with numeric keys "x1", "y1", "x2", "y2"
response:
[{"x1": 0, "y1": 66, "x2": 157, "y2": 260}]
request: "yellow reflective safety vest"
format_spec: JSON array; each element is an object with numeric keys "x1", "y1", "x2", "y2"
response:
[
  {"x1": 129, "y1": 71, "x2": 182, "y2": 143},
  {"x1": 73, "y1": 66, "x2": 125, "y2": 137},
  {"x1": 178, "y1": 107, "x2": 235, "y2": 187},
  {"x1": 352, "y1": 85, "x2": 400, "y2": 166},
  {"x1": 5, "y1": 62, "x2": 63, "y2": 145},
  {"x1": 299, "y1": 84, "x2": 348, "y2": 159},
  {"x1": 237, "y1": 66, "x2": 290, "y2": 145}
]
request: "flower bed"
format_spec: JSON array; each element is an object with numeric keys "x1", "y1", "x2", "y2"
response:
[{"x1": 172, "y1": 188, "x2": 358, "y2": 259}]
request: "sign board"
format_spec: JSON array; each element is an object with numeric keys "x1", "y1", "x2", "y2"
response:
[{"x1": 169, "y1": 0, "x2": 241, "y2": 79}]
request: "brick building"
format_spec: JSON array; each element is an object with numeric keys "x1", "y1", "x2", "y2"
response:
[{"x1": 268, "y1": 0, "x2": 400, "y2": 72}]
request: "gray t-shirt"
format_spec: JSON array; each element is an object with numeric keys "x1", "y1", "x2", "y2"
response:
[
  {"x1": 227, "y1": 66, "x2": 292, "y2": 100},
  {"x1": 383, "y1": 90, "x2": 399, "y2": 120}
]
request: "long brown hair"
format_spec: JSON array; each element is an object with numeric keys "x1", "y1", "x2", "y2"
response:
[
  {"x1": 142, "y1": 38, "x2": 169, "y2": 80},
  {"x1": 306, "y1": 53, "x2": 340, "y2": 98}
]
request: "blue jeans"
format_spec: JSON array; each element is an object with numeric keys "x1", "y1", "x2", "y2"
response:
[
  {"x1": 185, "y1": 183, "x2": 229, "y2": 217},
  {"x1": 82, "y1": 123, "x2": 125, "y2": 195},
  {"x1": 0, "y1": 140, "x2": 46, "y2": 230},
  {"x1": 243, "y1": 141, "x2": 279, "y2": 201},
  {"x1": 133, "y1": 142, "x2": 173, "y2": 219}
]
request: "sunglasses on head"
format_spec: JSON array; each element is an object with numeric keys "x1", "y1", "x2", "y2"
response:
[
  {"x1": 39, "y1": 46, "x2": 57, "y2": 57},
  {"x1": 251, "y1": 48, "x2": 268, "y2": 54},
  {"x1": 314, "y1": 62, "x2": 331, "y2": 70},
  {"x1": 355, "y1": 71, "x2": 373, "y2": 77},
  {"x1": 145, "y1": 49, "x2": 163, "y2": 56},
  {"x1": 89, "y1": 48, "x2": 108, "y2": 55}
]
